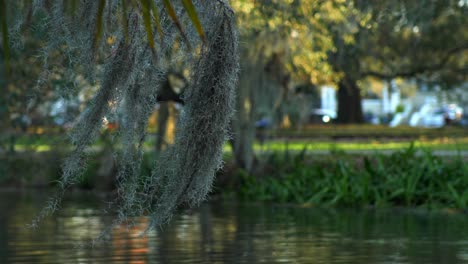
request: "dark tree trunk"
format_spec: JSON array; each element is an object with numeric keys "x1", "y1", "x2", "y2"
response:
[
  {"x1": 155, "y1": 103, "x2": 169, "y2": 152},
  {"x1": 154, "y1": 72, "x2": 186, "y2": 153},
  {"x1": 337, "y1": 76, "x2": 364, "y2": 124},
  {"x1": 229, "y1": 83, "x2": 255, "y2": 172},
  {"x1": 229, "y1": 125, "x2": 255, "y2": 172}
]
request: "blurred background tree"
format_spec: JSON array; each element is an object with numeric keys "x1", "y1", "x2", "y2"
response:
[
  {"x1": 331, "y1": 0, "x2": 468, "y2": 123},
  {"x1": 225, "y1": 0, "x2": 467, "y2": 171},
  {"x1": 231, "y1": 0, "x2": 347, "y2": 170}
]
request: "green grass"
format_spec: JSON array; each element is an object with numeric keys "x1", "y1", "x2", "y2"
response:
[
  {"x1": 224, "y1": 137, "x2": 468, "y2": 152},
  {"x1": 14, "y1": 138, "x2": 467, "y2": 154},
  {"x1": 254, "y1": 137, "x2": 468, "y2": 151},
  {"x1": 7, "y1": 126, "x2": 468, "y2": 153}
]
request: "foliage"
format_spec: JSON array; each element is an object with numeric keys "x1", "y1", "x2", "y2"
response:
[
  {"x1": 231, "y1": 1, "x2": 467, "y2": 125},
  {"x1": 358, "y1": 0, "x2": 468, "y2": 87},
  {"x1": 331, "y1": 0, "x2": 468, "y2": 123},
  {"x1": 0, "y1": 0, "x2": 206, "y2": 71},
  {"x1": 233, "y1": 0, "x2": 349, "y2": 85},
  {"x1": 237, "y1": 146, "x2": 468, "y2": 209},
  {"x1": 231, "y1": 0, "x2": 467, "y2": 124}
]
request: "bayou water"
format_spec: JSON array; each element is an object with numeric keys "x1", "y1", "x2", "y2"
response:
[{"x1": 0, "y1": 191, "x2": 467, "y2": 263}]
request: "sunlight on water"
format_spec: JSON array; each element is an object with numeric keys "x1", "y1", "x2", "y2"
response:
[{"x1": 0, "y1": 191, "x2": 467, "y2": 264}]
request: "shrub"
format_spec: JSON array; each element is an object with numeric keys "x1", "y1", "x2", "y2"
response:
[{"x1": 237, "y1": 146, "x2": 468, "y2": 209}]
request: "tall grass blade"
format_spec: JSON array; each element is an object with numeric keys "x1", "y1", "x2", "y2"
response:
[{"x1": 447, "y1": 183, "x2": 467, "y2": 208}]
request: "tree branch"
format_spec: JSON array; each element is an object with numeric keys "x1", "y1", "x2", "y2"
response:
[{"x1": 361, "y1": 44, "x2": 468, "y2": 79}]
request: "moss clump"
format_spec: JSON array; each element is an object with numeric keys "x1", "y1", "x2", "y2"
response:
[{"x1": 7, "y1": 1, "x2": 240, "y2": 235}]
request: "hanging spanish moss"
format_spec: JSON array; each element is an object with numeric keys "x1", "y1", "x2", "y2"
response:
[
  {"x1": 147, "y1": 6, "x2": 238, "y2": 226},
  {"x1": 5, "y1": 0, "x2": 239, "y2": 233}
]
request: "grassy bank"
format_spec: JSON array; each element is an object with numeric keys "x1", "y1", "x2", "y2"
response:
[
  {"x1": 231, "y1": 145, "x2": 468, "y2": 210},
  {"x1": 2, "y1": 144, "x2": 467, "y2": 210},
  {"x1": 10, "y1": 135, "x2": 468, "y2": 153}
]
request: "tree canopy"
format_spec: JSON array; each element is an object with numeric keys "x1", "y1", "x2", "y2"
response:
[{"x1": 233, "y1": 0, "x2": 467, "y2": 124}]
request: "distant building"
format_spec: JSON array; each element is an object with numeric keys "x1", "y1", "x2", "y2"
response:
[{"x1": 320, "y1": 86, "x2": 337, "y2": 113}]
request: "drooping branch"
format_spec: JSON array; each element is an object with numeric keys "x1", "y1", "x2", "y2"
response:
[{"x1": 361, "y1": 44, "x2": 468, "y2": 79}]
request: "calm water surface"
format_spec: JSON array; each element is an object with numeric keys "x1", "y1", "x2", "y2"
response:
[{"x1": 0, "y1": 191, "x2": 467, "y2": 263}]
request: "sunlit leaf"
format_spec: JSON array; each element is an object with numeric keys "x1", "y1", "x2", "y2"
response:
[
  {"x1": 162, "y1": 0, "x2": 191, "y2": 50},
  {"x1": 92, "y1": 0, "x2": 106, "y2": 53},
  {"x1": 181, "y1": 0, "x2": 205, "y2": 43},
  {"x1": 0, "y1": 0, "x2": 9, "y2": 74},
  {"x1": 141, "y1": 0, "x2": 157, "y2": 56},
  {"x1": 149, "y1": 0, "x2": 164, "y2": 42}
]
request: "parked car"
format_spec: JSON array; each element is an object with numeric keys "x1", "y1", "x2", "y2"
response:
[
  {"x1": 421, "y1": 108, "x2": 445, "y2": 128},
  {"x1": 309, "y1": 109, "x2": 337, "y2": 124},
  {"x1": 417, "y1": 104, "x2": 463, "y2": 128}
]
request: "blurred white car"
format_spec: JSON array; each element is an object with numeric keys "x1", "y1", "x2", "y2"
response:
[
  {"x1": 411, "y1": 103, "x2": 463, "y2": 128},
  {"x1": 421, "y1": 108, "x2": 445, "y2": 128}
]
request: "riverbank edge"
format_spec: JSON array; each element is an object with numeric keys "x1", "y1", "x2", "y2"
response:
[{"x1": 1, "y1": 147, "x2": 467, "y2": 210}]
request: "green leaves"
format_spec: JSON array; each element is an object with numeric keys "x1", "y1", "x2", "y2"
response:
[
  {"x1": 141, "y1": 0, "x2": 157, "y2": 55},
  {"x1": 1, "y1": 0, "x2": 207, "y2": 69},
  {"x1": 238, "y1": 146, "x2": 468, "y2": 209},
  {"x1": 134, "y1": 0, "x2": 206, "y2": 57}
]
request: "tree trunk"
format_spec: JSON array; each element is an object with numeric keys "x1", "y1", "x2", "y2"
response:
[
  {"x1": 230, "y1": 96, "x2": 255, "y2": 172},
  {"x1": 337, "y1": 76, "x2": 364, "y2": 124},
  {"x1": 154, "y1": 72, "x2": 185, "y2": 153},
  {"x1": 230, "y1": 124, "x2": 255, "y2": 172},
  {"x1": 230, "y1": 62, "x2": 257, "y2": 172},
  {"x1": 155, "y1": 103, "x2": 169, "y2": 153}
]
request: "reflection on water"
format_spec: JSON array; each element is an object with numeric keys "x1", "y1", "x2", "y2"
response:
[{"x1": 0, "y1": 191, "x2": 467, "y2": 264}]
